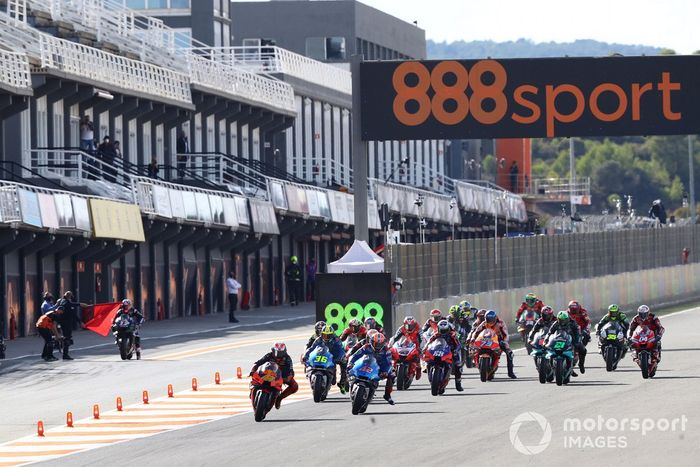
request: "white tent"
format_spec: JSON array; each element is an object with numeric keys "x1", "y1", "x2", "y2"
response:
[{"x1": 327, "y1": 240, "x2": 385, "y2": 273}]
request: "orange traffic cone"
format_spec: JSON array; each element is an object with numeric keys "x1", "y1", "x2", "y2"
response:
[
  {"x1": 215, "y1": 372, "x2": 221, "y2": 384},
  {"x1": 192, "y1": 378, "x2": 198, "y2": 391},
  {"x1": 93, "y1": 404, "x2": 100, "y2": 420},
  {"x1": 167, "y1": 384, "x2": 174, "y2": 398},
  {"x1": 237, "y1": 367, "x2": 242, "y2": 379},
  {"x1": 116, "y1": 397, "x2": 123, "y2": 411},
  {"x1": 37, "y1": 421, "x2": 45, "y2": 437},
  {"x1": 142, "y1": 390, "x2": 149, "y2": 404},
  {"x1": 66, "y1": 412, "x2": 73, "y2": 428}
]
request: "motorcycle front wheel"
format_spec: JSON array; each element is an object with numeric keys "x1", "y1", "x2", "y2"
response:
[
  {"x1": 640, "y1": 351, "x2": 650, "y2": 379},
  {"x1": 605, "y1": 346, "x2": 617, "y2": 372},
  {"x1": 352, "y1": 384, "x2": 366, "y2": 415},
  {"x1": 430, "y1": 366, "x2": 443, "y2": 396},
  {"x1": 312, "y1": 373, "x2": 325, "y2": 403},
  {"x1": 555, "y1": 359, "x2": 565, "y2": 386},
  {"x1": 479, "y1": 357, "x2": 491, "y2": 382},
  {"x1": 396, "y1": 363, "x2": 407, "y2": 391},
  {"x1": 119, "y1": 337, "x2": 129, "y2": 360},
  {"x1": 254, "y1": 390, "x2": 270, "y2": 422}
]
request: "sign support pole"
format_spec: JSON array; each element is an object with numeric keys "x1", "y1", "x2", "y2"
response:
[
  {"x1": 351, "y1": 54, "x2": 369, "y2": 242},
  {"x1": 689, "y1": 135, "x2": 696, "y2": 223},
  {"x1": 570, "y1": 137, "x2": 576, "y2": 219}
]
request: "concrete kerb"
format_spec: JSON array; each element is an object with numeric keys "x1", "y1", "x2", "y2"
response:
[{"x1": 395, "y1": 262, "x2": 700, "y2": 334}]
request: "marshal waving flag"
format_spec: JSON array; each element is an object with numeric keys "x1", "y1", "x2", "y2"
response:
[{"x1": 84, "y1": 303, "x2": 121, "y2": 336}]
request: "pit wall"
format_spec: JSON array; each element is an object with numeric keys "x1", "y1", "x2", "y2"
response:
[{"x1": 394, "y1": 262, "x2": 700, "y2": 332}]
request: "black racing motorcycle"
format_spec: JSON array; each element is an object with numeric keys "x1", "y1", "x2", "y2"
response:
[{"x1": 112, "y1": 314, "x2": 136, "y2": 360}]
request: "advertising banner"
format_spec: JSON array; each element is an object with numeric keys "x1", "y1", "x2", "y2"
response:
[
  {"x1": 18, "y1": 189, "x2": 42, "y2": 228},
  {"x1": 315, "y1": 273, "x2": 392, "y2": 336},
  {"x1": 361, "y1": 56, "x2": 700, "y2": 140},
  {"x1": 90, "y1": 199, "x2": 146, "y2": 242},
  {"x1": 38, "y1": 193, "x2": 59, "y2": 229},
  {"x1": 72, "y1": 196, "x2": 91, "y2": 231}
]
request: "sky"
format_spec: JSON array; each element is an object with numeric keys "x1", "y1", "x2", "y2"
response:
[{"x1": 237, "y1": 0, "x2": 699, "y2": 53}]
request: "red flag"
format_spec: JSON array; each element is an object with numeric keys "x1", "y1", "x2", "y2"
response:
[{"x1": 84, "y1": 303, "x2": 121, "y2": 337}]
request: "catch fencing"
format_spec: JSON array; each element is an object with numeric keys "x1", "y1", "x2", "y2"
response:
[{"x1": 387, "y1": 225, "x2": 700, "y2": 304}]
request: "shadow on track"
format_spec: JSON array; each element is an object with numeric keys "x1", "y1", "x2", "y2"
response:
[
  {"x1": 651, "y1": 375, "x2": 700, "y2": 379},
  {"x1": 365, "y1": 411, "x2": 446, "y2": 415},
  {"x1": 263, "y1": 418, "x2": 344, "y2": 423},
  {"x1": 662, "y1": 348, "x2": 700, "y2": 352},
  {"x1": 569, "y1": 380, "x2": 630, "y2": 386},
  {"x1": 440, "y1": 392, "x2": 507, "y2": 396}
]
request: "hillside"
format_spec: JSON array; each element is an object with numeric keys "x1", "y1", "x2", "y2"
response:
[{"x1": 427, "y1": 38, "x2": 662, "y2": 59}]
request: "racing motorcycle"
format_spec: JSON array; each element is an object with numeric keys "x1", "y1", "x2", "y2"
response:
[
  {"x1": 473, "y1": 329, "x2": 501, "y2": 382},
  {"x1": 349, "y1": 354, "x2": 381, "y2": 415},
  {"x1": 250, "y1": 362, "x2": 283, "y2": 422},
  {"x1": 112, "y1": 314, "x2": 136, "y2": 360},
  {"x1": 344, "y1": 334, "x2": 358, "y2": 354},
  {"x1": 390, "y1": 336, "x2": 420, "y2": 390},
  {"x1": 517, "y1": 310, "x2": 539, "y2": 354},
  {"x1": 598, "y1": 321, "x2": 626, "y2": 371},
  {"x1": 423, "y1": 336, "x2": 453, "y2": 396},
  {"x1": 306, "y1": 344, "x2": 336, "y2": 402},
  {"x1": 629, "y1": 326, "x2": 658, "y2": 379},
  {"x1": 530, "y1": 327, "x2": 553, "y2": 384},
  {"x1": 546, "y1": 330, "x2": 575, "y2": 386}
]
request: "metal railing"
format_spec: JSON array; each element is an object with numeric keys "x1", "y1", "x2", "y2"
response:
[
  {"x1": 205, "y1": 46, "x2": 352, "y2": 95},
  {"x1": 20, "y1": 0, "x2": 296, "y2": 114},
  {"x1": 387, "y1": 225, "x2": 700, "y2": 304},
  {"x1": 175, "y1": 152, "x2": 268, "y2": 198},
  {"x1": 187, "y1": 53, "x2": 295, "y2": 114},
  {"x1": 0, "y1": 9, "x2": 192, "y2": 105},
  {"x1": 0, "y1": 48, "x2": 32, "y2": 92}
]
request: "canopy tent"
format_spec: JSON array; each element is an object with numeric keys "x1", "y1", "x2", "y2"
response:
[{"x1": 327, "y1": 240, "x2": 385, "y2": 273}]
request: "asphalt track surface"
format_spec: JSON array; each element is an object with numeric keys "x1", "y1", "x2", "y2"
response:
[{"x1": 1, "y1": 304, "x2": 699, "y2": 466}]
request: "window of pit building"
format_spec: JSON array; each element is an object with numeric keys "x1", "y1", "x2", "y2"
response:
[{"x1": 305, "y1": 37, "x2": 346, "y2": 61}]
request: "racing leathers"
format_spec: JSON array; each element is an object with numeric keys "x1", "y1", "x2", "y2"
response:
[
  {"x1": 470, "y1": 317, "x2": 516, "y2": 378},
  {"x1": 569, "y1": 306, "x2": 592, "y2": 345},
  {"x1": 545, "y1": 320, "x2": 587, "y2": 372},
  {"x1": 425, "y1": 329, "x2": 463, "y2": 390},
  {"x1": 340, "y1": 325, "x2": 367, "y2": 342},
  {"x1": 516, "y1": 300, "x2": 545, "y2": 322},
  {"x1": 250, "y1": 352, "x2": 298, "y2": 403},
  {"x1": 628, "y1": 313, "x2": 665, "y2": 359},
  {"x1": 349, "y1": 343, "x2": 395, "y2": 401},
  {"x1": 304, "y1": 336, "x2": 348, "y2": 390},
  {"x1": 112, "y1": 306, "x2": 145, "y2": 355},
  {"x1": 527, "y1": 316, "x2": 556, "y2": 344}
]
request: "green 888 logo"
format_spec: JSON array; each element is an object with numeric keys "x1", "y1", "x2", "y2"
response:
[{"x1": 324, "y1": 302, "x2": 384, "y2": 335}]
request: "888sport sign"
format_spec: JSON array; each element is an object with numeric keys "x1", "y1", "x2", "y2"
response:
[
  {"x1": 315, "y1": 273, "x2": 393, "y2": 336},
  {"x1": 360, "y1": 55, "x2": 700, "y2": 140}
]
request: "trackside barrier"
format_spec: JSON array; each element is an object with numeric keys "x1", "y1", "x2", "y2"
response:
[{"x1": 387, "y1": 225, "x2": 700, "y2": 304}]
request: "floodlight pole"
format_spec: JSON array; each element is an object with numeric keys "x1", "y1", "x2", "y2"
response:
[{"x1": 351, "y1": 54, "x2": 369, "y2": 242}]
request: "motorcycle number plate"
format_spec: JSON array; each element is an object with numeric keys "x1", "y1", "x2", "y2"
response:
[
  {"x1": 606, "y1": 334, "x2": 618, "y2": 340},
  {"x1": 433, "y1": 351, "x2": 444, "y2": 357}
]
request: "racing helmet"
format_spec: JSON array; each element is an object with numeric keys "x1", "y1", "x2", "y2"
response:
[
  {"x1": 485, "y1": 310, "x2": 497, "y2": 324},
  {"x1": 568, "y1": 300, "x2": 581, "y2": 313},
  {"x1": 403, "y1": 316, "x2": 416, "y2": 331},
  {"x1": 449, "y1": 305, "x2": 461, "y2": 318},
  {"x1": 348, "y1": 319, "x2": 361, "y2": 333},
  {"x1": 557, "y1": 310, "x2": 570, "y2": 325},
  {"x1": 525, "y1": 293, "x2": 537, "y2": 307},
  {"x1": 271, "y1": 342, "x2": 287, "y2": 358},
  {"x1": 637, "y1": 305, "x2": 650, "y2": 320},
  {"x1": 476, "y1": 309, "x2": 487, "y2": 320},
  {"x1": 542, "y1": 306, "x2": 554, "y2": 321},
  {"x1": 364, "y1": 317, "x2": 378, "y2": 330},
  {"x1": 430, "y1": 308, "x2": 442, "y2": 322},
  {"x1": 122, "y1": 299, "x2": 132, "y2": 308},
  {"x1": 321, "y1": 324, "x2": 335, "y2": 341},
  {"x1": 314, "y1": 320, "x2": 326, "y2": 336},
  {"x1": 608, "y1": 304, "x2": 620, "y2": 319},
  {"x1": 370, "y1": 332, "x2": 386, "y2": 351},
  {"x1": 437, "y1": 319, "x2": 451, "y2": 334}
]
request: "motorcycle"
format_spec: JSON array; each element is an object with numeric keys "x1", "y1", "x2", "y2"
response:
[
  {"x1": 472, "y1": 329, "x2": 501, "y2": 382},
  {"x1": 455, "y1": 324, "x2": 473, "y2": 369},
  {"x1": 349, "y1": 354, "x2": 381, "y2": 415},
  {"x1": 250, "y1": 362, "x2": 284, "y2": 422},
  {"x1": 530, "y1": 327, "x2": 553, "y2": 384},
  {"x1": 598, "y1": 322, "x2": 626, "y2": 371},
  {"x1": 424, "y1": 337, "x2": 453, "y2": 395},
  {"x1": 517, "y1": 310, "x2": 539, "y2": 354},
  {"x1": 546, "y1": 330, "x2": 575, "y2": 386},
  {"x1": 113, "y1": 314, "x2": 136, "y2": 360},
  {"x1": 344, "y1": 333, "x2": 358, "y2": 354},
  {"x1": 305, "y1": 344, "x2": 336, "y2": 402},
  {"x1": 630, "y1": 326, "x2": 658, "y2": 379},
  {"x1": 390, "y1": 336, "x2": 420, "y2": 390}
]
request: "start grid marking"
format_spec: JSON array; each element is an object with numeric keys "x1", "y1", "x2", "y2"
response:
[{"x1": 0, "y1": 364, "x2": 334, "y2": 466}]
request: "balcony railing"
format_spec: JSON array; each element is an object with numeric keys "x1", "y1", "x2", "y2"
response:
[
  {"x1": 214, "y1": 46, "x2": 352, "y2": 95},
  {"x1": 0, "y1": 10, "x2": 192, "y2": 106},
  {"x1": 188, "y1": 54, "x2": 295, "y2": 114},
  {"x1": 0, "y1": 48, "x2": 32, "y2": 92}
]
